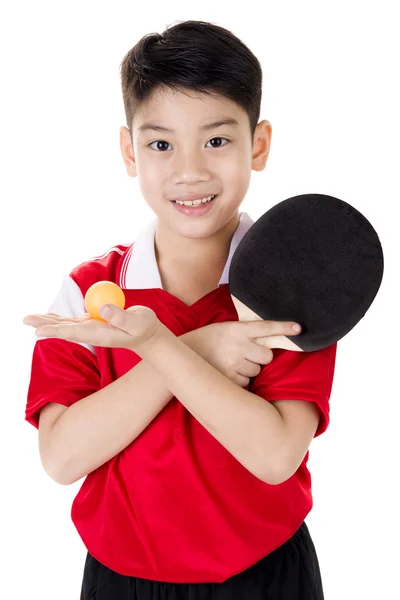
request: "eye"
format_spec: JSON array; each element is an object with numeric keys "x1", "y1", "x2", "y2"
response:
[
  {"x1": 206, "y1": 137, "x2": 230, "y2": 148},
  {"x1": 148, "y1": 140, "x2": 172, "y2": 152},
  {"x1": 148, "y1": 137, "x2": 230, "y2": 152}
]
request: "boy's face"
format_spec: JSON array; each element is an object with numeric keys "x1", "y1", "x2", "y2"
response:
[{"x1": 120, "y1": 86, "x2": 271, "y2": 238}]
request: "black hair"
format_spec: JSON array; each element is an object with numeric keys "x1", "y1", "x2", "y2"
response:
[{"x1": 120, "y1": 20, "x2": 263, "y2": 140}]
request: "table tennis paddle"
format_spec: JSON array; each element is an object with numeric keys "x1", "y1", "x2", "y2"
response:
[{"x1": 228, "y1": 193, "x2": 384, "y2": 352}]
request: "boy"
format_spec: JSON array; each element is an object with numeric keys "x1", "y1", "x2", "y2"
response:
[{"x1": 24, "y1": 20, "x2": 336, "y2": 599}]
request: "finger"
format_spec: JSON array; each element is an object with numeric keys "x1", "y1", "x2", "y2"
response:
[
  {"x1": 34, "y1": 322, "x2": 92, "y2": 341},
  {"x1": 23, "y1": 313, "x2": 90, "y2": 327},
  {"x1": 78, "y1": 313, "x2": 93, "y2": 322},
  {"x1": 99, "y1": 304, "x2": 149, "y2": 335},
  {"x1": 34, "y1": 319, "x2": 131, "y2": 347},
  {"x1": 23, "y1": 314, "x2": 60, "y2": 327},
  {"x1": 44, "y1": 312, "x2": 92, "y2": 322},
  {"x1": 243, "y1": 320, "x2": 301, "y2": 339},
  {"x1": 97, "y1": 304, "x2": 132, "y2": 331},
  {"x1": 245, "y1": 343, "x2": 274, "y2": 365},
  {"x1": 238, "y1": 359, "x2": 263, "y2": 378},
  {"x1": 237, "y1": 375, "x2": 250, "y2": 388}
]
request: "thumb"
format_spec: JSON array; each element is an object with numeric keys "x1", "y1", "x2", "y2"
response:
[
  {"x1": 99, "y1": 303, "x2": 125, "y2": 323},
  {"x1": 99, "y1": 304, "x2": 159, "y2": 340},
  {"x1": 98, "y1": 304, "x2": 141, "y2": 335}
]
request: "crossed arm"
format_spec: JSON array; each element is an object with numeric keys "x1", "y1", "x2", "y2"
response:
[
  {"x1": 29, "y1": 311, "x2": 321, "y2": 486},
  {"x1": 136, "y1": 323, "x2": 320, "y2": 485}
]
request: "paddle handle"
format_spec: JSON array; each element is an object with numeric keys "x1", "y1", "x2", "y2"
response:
[
  {"x1": 253, "y1": 334, "x2": 303, "y2": 352},
  {"x1": 230, "y1": 295, "x2": 303, "y2": 352}
]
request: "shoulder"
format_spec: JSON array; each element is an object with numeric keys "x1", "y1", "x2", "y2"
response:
[
  {"x1": 251, "y1": 344, "x2": 338, "y2": 440},
  {"x1": 263, "y1": 344, "x2": 337, "y2": 381},
  {"x1": 45, "y1": 242, "x2": 133, "y2": 352},
  {"x1": 70, "y1": 242, "x2": 133, "y2": 295},
  {"x1": 251, "y1": 343, "x2": 337, "y2": 402}
]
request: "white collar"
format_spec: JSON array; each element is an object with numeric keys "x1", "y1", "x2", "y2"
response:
[{"x1": 122, "y1": 211, "x2": 255, "y2": 289}]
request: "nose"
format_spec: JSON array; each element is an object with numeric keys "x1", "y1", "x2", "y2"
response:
[{"x1": 171, "y1": 147, "x2": 211, "y2": 185}]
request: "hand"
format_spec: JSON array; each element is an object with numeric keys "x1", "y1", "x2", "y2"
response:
[
  {"x1": 22, "y1": 304, "x2": 162, "y2": 352},
  {"x1": 186, "y1": 320, "x2": 301, "y2": 388}
]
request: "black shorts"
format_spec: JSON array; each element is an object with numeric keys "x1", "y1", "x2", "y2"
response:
[{"x1": 80, "y1": 521, "x2": 324, "y2": 600}]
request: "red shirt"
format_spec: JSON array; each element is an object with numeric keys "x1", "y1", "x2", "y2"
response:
[{"x1": 25, "y1": 212, "x2": 337, "y2": 583}]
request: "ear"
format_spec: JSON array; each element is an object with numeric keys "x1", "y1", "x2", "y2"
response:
[
  {"x1": 252, "y1": 120, "x2": 272, "y2": 172},
  {"x1": 120, "y1": 126, "x2": 137, "y2": 178}
]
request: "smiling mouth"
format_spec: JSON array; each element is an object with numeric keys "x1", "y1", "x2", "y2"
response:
[{"x1": 171, "y1": 194, "x2": 218, "y2": 206}]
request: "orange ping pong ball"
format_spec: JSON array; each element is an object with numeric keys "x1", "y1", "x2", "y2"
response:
[{"x1": 85, "y1": 281, "x2": 126, "y2": 321}]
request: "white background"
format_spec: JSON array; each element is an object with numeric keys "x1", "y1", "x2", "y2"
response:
[{"x1": 1, "y1": 1, "x2": 399, "y2": 598}]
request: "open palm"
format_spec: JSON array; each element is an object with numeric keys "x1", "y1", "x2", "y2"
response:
[{"x1": 23, "y1": 305, "x2": 161, "y2": 351}]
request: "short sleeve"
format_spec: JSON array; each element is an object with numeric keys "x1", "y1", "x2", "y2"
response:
[
  {"x1": 250, "y1": 343, "x2": 337, "y2": 437},
  {"x1": 25, "y1": 339, "x2": 101, "y2": 429},
  {"x1": 24, "y1": 275, "x2": 102, "y2": 429}
]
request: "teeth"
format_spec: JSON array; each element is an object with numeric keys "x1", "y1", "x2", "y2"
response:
[{"x1": 175, "y1": 195, "x2": 215, "y2": 206}]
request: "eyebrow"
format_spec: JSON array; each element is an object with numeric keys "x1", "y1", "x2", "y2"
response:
[{"x1": 138, "y1": 117, "x2": 240, "y2": 134}]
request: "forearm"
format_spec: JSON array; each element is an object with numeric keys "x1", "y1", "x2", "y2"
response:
[
  {"x1": 47, "y1": 331, "x2": 197, "y2": 485},
  {"x1": 138, "y1": 325, "x2": 286, "y2": 484}
]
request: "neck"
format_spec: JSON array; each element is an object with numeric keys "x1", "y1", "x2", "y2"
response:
[{"x1": 154, "y1": 213, "x2": 241, "y2": 270}]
